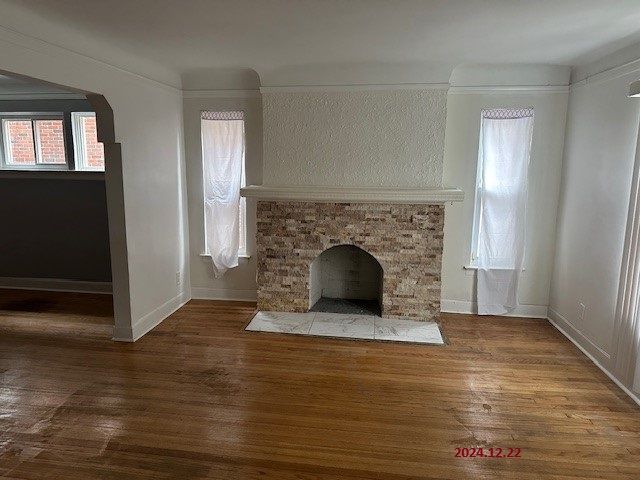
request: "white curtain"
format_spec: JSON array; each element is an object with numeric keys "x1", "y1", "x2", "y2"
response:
[
  {"x1": 476, "y1": 108, "x2": 534, "y2": 315},
  {"x1": 202, "y1": 111, "x2": 244, "y2": 277}
]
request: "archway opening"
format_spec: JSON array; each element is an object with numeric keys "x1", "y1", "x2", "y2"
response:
[
  {"x1": 309, "y1": 244, "x2": 383, "y2": 316},
  {"x1": 0, "y1": 69, "x2": 128, "y2": 338}
]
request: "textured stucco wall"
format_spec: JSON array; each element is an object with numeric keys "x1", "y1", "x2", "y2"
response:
[{"x1": 262, "y1": 89, "x2": 447, "y2": 188}]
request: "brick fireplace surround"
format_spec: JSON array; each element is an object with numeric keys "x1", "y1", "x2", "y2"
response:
[{"x1": 255, "y1": 201, "x2": 445, "y2": 321}]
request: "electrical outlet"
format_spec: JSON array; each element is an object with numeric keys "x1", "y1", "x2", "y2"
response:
[
  {"x1": 176, "y1": 271, "x2": 182, "y2": 287},
  {"x1": 578, "y1": 302, "x2": 586, "y2": 321}
]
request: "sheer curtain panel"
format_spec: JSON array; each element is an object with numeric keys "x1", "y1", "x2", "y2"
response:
[
  {"x1": 475, "y1": 108, "x2": 534, "y2": 315},
  {"x1": 201, "y1": 111, "x2": 245, "y2": 277}
]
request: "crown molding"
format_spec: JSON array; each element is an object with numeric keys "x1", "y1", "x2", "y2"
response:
[
  {"x1": 571, "y1": 57, "x2": 640, "y2": 90},
  {"x1": 182, "y1": 89, "x2": 260, "y2": 99},
  {"x1": 448, "y1": 85, "x2": 569, "y2": 94},
  {"x1": 0, "y1": 24, "x2": 181, "y2": 93},
  {"x1": 260, "y1": 83, "x2": 572, "y2": 94},
  {"x1": 260, "y1": 83, "x2": 450, "y2": 93},
  {"x1": 241, "y1": 185, "x2": 464, "y2": 204}
]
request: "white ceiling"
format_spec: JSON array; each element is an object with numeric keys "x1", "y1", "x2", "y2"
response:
[{"x1": 2, "y1": 0, "x2": 640, "y2": 87}]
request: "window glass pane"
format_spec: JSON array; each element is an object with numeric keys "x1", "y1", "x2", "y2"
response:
[
  {"x1": 5, "y1": 120, "x2": 35, "y2": 165},
  {"x1": 80, "y1": 115, "x2": 105, "y2": 170},
  {"x1": 35, "y1": 119, "x2": 66, "y2": 164}
]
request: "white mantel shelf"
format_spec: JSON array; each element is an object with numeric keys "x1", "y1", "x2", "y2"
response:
[{"x1": 240, "y1": 185, "x2": 464, "y2": 204}]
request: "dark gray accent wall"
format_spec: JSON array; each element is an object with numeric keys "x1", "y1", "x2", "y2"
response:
[{"x1": 0, "y1": 177, "x2": 111, "y2": 281}]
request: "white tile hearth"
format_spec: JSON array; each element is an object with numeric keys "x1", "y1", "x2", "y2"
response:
[
  {"x1": 246, "y1": 311, "x2": 444, "y2": 345},
  {"x1": 373, "y1": 317, "x2": 443, "y2": 343},
  {"x1": 246, "y1": 311, "x2": 315, "y2": 334},
  {"x1": 310, "y1": 313, "x2": 375, "y2": 338}
]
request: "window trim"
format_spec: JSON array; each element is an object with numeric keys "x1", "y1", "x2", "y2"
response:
[
  {"x1": 0, "y1": 112, "x2": 69, "y2": 171},
  {"x1": 71, "y1": 112, "x2": 105, "y2": 172}
]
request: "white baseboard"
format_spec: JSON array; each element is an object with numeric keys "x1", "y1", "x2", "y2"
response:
[
  {"x1": 191, "y1": 287, "x2": 257, "y2": 302},
  {"x1": 113, "y1": 290, "x2": 191, "y2": 342},
  {"x1": 547, "y1": 307, "x2": 611, "y2": 362},
  {"x1": 0, "y1": 276, "x2": 112, "y2": 294},
  {"x1": 441, "y1": 299, "x2": 548, "y2": 318},
  {"x1": 547, "y1": 309, "x2": 640, "y2": 407}
]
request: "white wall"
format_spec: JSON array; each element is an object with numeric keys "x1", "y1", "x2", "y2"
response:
[
  {"x1": 549, "y1": 66, "x2": 640, "y2": 366},
  {"x1": 262, "y1": 89, "x2": 447, "y2": 188},
  {"x1": 0, "y1": 22, "x2": 189, "y2": 340},
  {"x1": 183, "y1": 93, "x2": 262, "y2": 301},
  {"x1": 441, "y1": 89, "x2": 569, "y2": 316}
]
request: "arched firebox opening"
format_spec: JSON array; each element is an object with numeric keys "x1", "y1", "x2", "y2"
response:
[{"x1": 309, "y1": 244, "x2": 383, "y2": 316}]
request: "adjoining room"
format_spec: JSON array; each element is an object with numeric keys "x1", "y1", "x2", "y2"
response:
[{"x1": 0, "y1": 72, "x2": 119, "y2": 340}]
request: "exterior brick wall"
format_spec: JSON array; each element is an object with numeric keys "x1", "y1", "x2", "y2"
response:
[
  {"x1": 81, "y1": 116, "x2": 105, "y2": 168},
  {"x1": 6, "y1": 120, "x2": 36, "y2": 164},
  {"x1": 36, "y1": 120, "x2": 65, "y2": 164},
  {"x1": 256, "y1": 201, "x2": 444, "y2": 321},
  {"x1": 5, "y1": 119, "x2": 65, "y2": 165}
]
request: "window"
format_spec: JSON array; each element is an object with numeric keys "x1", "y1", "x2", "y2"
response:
[
  {"x1": 1, "y1": 114, "x2": 66, "y2": 169},
  {"x1": 471, "y1": 107, "x2": 534, "y2": 268},
  {"x1": 201, "y1": 111, "x2": 247, "y2": 269},
  {"x1": 72, "y1": 112, "x2": 105, "y2": 171},
  {"x1": 0, "y1": 111, "x2": 105, "y2": 172}
]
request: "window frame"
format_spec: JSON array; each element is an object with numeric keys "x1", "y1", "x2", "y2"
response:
[
  {"x1": 0, "y1": 112, "x2": 69, "y2": 171},
  {"x1": 200, "y1": 110, "x2": 248, "y2": 259},
  {"x1": 71, "y1": 111, "x2": 105, "y2": 172},
  {"x1": 470, "y1": 153, "x2": 483, "y2": 266}
]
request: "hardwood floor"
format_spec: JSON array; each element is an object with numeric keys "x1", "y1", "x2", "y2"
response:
[{"x1": 0, "y1": 289, "x2": 638, "y2": 479}]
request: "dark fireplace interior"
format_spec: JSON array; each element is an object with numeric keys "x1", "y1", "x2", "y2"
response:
[{"x1": 308, "y1": 244, "x2": 383, "y2": 316}]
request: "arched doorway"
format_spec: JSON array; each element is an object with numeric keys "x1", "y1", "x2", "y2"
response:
[
  {"x1": 0, "y1": 70, "x2": 129, "y2": 338},
  {"x1": 309, "y1": 244, "x2": 383, "y2": 316}
]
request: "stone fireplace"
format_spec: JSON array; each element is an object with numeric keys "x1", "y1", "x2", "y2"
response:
[
  {"x1": 243, "y1": 187, "x2": 463, "y2": 322},
  {"x1": 243, "y1": 88, "x2": 464, "y2": 321}
]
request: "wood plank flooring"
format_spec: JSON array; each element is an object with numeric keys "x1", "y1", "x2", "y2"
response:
[{"x1": 0, "y1": 289, "x2": 638, "y2": 479}]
